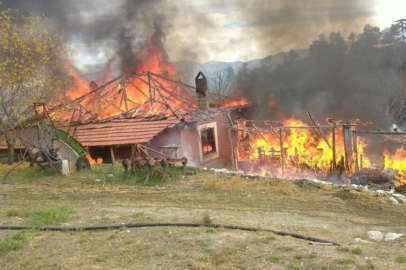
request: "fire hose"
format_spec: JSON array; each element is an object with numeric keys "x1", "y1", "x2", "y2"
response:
[{"x1": 0, "y1": 222, "x2": 340, "y2": 246}]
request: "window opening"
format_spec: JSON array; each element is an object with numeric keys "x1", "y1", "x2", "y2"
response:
[{"x1": 201, "y1": 127, "x2": 216, "y2": 155}]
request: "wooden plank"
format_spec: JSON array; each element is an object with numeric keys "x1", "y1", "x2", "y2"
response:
[{"x1": 110, "y1": 146, "x2": 115, "y2": 164}]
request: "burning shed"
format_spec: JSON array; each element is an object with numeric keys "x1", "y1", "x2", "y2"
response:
[{"x1": 227, "y1": 113, "x2": 406, "y2": 191}]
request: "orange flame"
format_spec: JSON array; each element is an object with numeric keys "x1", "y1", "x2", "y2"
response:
[
  {"x1": 222, "y1": 97, "x2": 250, "y2": 107},
  {"x1": 238, "y1": 118, "x2": 373, "y2": 178},
  {"x1": 383, "y1": 147, "x2": 406, "y2": 186},
  {"x1": 86, "y1": 153, "x2": 103, "y2": 165}
]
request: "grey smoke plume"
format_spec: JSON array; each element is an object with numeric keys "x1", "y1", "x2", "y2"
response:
[
  {"x1": 1, "y1": 0, "x2": 170, "y2": 73},
  {"x1": 1, "y1": 0, "x2": 378, "y2": 68}
]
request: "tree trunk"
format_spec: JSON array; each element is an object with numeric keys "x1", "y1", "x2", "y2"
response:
[
  {"x1": 4, "y1": 129, "x2": 16, "y2": 165},
  {"x1": 7, "y1": 142, "x2": 14, "y2": 165},
  {"x1": 0, "y1": 118, "x2": 16, "y2": 165}
]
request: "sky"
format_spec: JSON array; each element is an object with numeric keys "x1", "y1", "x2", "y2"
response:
[{"x1": 2, "y1": 0, "x2": 405, "y2": 71}]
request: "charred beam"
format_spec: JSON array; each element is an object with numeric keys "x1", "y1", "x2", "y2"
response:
[
  {"x1": 356, "y1": 130, "x2": 406, "y2": 135},
  {"x1": 307, "y1": 111, "x2": 332, "y2": 149}
]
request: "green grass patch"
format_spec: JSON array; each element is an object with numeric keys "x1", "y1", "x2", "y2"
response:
[
  {"x1": 295, "y1": 253, "x2": 316, "y2": 260},
  {"x1": 279, "y1": 245, "x2": 294, "y2": 252},
  {"x1": 95, "y1": 254, "x2": 107, "y2": 262},
  {"x1": 132, "y1": 212, "x2": 152, "y2": 222},
  {"x1": 0, "y1": 163, "x2": 60, "y2": 183},
  {"x1": 91, "y1": 163, "x2": 186, "y2": 186},
  {"x1": 205, "y1": 228, "x2": 216, "y2": 233},
  {"x1": 0, "y1": 230, "x2": 31, "y2": 254},
  {"x1": 155, "y1": 251, "x2": 166, "y2": 257},
  {"x1": 267, "y1": 254, "x2": 283, "y2": 263},
  {"x1": 262, "y1": 236, "x2": 276, "y2": 244},
  {"x1": 289, "y1": 262, "x2": 301, "y2": 269},
  {"x1": 395, "y1": 256, "x2": 406, "y2": 263},
  {"x1": 6, "y1": 209, "x2": 20, "y2": 217},
  {"x1": 108, "y1": 233, "x2": 118, "y2": 240},
  {"x1": 77, "y1": 236, "x2": 88, "y2": 244},
  {"x1": 197, "y1": 239, "x2": 210, "y2": 249},
  {"x1": 351, "y1": 247, "x2": 363, "y2": 255},
  {"x1": 338, "y1": 246, "x2": 350, "y2": 252},
  {"x1": 24, "y1": 205, "x2": 74, "y2": 226}
]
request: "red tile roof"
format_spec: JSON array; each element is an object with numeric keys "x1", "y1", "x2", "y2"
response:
[{"x1": 73, "y1": 116, "x2": 180, "y2": 147}]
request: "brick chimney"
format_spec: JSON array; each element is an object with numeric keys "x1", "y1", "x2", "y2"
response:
[{"x1": 195, "y1": 71, "x2": 209, "y2": 111}]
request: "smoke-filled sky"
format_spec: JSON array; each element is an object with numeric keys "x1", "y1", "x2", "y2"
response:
[{"x1": 1, "y1": 0, "x2": 404, "y2": 71}]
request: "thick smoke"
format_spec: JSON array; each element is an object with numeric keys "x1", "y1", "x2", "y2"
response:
[
  {"x1": 1, "y1": 0, "x2": 171, "y2": 73},
  {"x1": 1, "y1": 0, "x2": 378, "y2": 67},
  {"x1": 235, "y1": 0, "x2": 378, "y2": 55}
]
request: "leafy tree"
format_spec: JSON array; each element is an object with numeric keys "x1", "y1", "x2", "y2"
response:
[
  {"x1": 0, "y1": 8, "x2": 70, "y2": 164},
  {"x1": 309, "y1": 34, "x2": 329, "y2": 57},
  {"x1": 260, "y1": 55, "x2": 272, "y2": 68},
  {"x1": 382, "y1": 24, "x2": 401, "y2": 45},
  {"x1": 328, "y1": 32, "x2": 346, "y2": 56},
  {"x1": 347, "y1": 32, "x2": 357, "y2": 53},
  {"x1": 284, "y1": 49, "x2": 299, "y2": 63},
  {"x1": 352, "y1": 24, "x2": 381, "y2": 54}
]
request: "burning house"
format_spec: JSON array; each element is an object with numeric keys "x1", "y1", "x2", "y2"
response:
[{"x1": 54, "y1": 70, "x2": 252, "y2": 171}]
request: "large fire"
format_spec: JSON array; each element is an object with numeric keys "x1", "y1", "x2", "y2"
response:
[
  {"x1": 238, "y1": 118, "x2": 342, "y2": 177},
  {"x1": 64, "y1": 33, "x2": 181, "y2": 121},
  {"x1": 236, "y1": 118, "x2": 378, "y2": 180},
  {"x1": 234, "y1": 114, "x2": 406, "y2": 189}
]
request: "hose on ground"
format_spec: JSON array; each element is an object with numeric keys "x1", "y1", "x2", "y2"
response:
[{"x1": 0, "y1": 222, "x2": 340, "y2": 246}]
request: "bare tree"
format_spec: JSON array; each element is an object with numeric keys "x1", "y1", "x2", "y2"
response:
[{"x1": 209, "y1": 67, "x2": 235, "y2": 101}]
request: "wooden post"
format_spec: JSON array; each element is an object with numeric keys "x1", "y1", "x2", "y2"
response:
[
  {"x1": 353, "y1": 130, "x2": 359, "y2": 172},
  {"x1": 279, "y1": 128, "x2": 284, "y2": 174},
  {"x1": 234, "y1": 149, "x2": 239, "y2": 171},
  {"x1": 332, "y1": 127, "x2": 336, "y2": 175},
  {"x1": 382, "y1": 155, "x2": 385, "y2": 169},
  {"x1": 342, "y1": 125, "x2": 353, "y2": 175},
  {"x1": 228, "y1": 127, "x2": 236, "y2": 171},
  {"x1": 148, "y1": 72, "x2": 153, "y2": 108},
  {"x1": 110, "y1": 146, "x2": 115, "y2": 164}
]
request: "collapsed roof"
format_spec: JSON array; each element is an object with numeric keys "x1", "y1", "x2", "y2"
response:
[{"x1": 52, "y1": 72, "x2": 250, "y2": 146}]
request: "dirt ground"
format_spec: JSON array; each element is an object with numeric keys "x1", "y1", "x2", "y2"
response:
[{"x1": 0, "y1": 166, "x2": 406, "y2": 270}]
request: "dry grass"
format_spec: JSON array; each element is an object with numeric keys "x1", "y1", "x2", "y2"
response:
[{"x1": 0, "y1": 163, "x2": 406, "y2": 269}]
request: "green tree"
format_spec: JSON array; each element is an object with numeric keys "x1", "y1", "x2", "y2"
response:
[
  {"x1": 329, "y1": 32, "x2": 346, "y2": 56},
  {"x1": 309, "y1": 34, "x2": 329, "y2": 57},
  {"x1": 0, "y1": 8, "x2": 70, "y2": 164},
  {"x1": 352, "y1": 24, "x2": 381, "y2": 54},
  {"x1": 382, "y1": 24, "x2": 400, "y2": 45}
]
